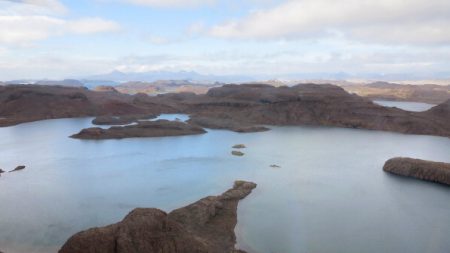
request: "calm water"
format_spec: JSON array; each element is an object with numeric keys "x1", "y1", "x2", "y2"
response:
[
  {"x1": 374, "y1": 100, "x2": 436, "y2": 112},
  {"x1": 0, "y1": 114, "x2": 449, "y2": 253}
]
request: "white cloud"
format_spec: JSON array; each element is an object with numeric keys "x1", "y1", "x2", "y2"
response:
[
  {"x1": 0, "y1": 0, "x2": 67, "y2": 15},
  {"x1": 0, "y1": 15, "x2": 120, "y2": 45},
  {"x1": 123, "y1": 0, "x2": 215, "y2": 7},
  {"x1": 209, "y1": 0, "x2": 450, "y2": 45},
  {"x1": 67, "y1": 18, "x2": 121, "y2": 34}
]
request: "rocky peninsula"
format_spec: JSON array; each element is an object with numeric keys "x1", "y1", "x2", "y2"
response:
[
  {"x1": 71, "y1": 120, "x2": 206, "y2": 139},
  {"x1": 59, "y1": 180, "x2": 257, "y2": 253},
  {"x1": 383, "y1": 157, "x2": 450, "y2": 185}
]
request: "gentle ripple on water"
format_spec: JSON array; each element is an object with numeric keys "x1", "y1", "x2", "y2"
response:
[{"x1": 0, "y1": 114, "x2": 449, "y2": 253}]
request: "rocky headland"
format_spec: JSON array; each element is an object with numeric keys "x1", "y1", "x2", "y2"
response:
[
  {"x1": 71, "y1": 120, "x2": 206, "y2": 139},
  {"x1": 383, "y1": 157, "x2": 450, "y2": 185},
  {"x1": 178, "y1": 84, "x2": 450, "y2": 137},
  {"x1": 59, "y1": 180, "x2": 257, "y2": 253}
]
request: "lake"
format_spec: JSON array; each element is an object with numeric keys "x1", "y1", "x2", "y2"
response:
[
  {"x1": 374, "y1": 100, "x2": 436, "y2": 112},
  {"x1": 0, "y1": 113, "x2": 449, "y2": 253}
]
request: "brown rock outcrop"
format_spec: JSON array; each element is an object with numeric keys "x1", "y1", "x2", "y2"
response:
[
  {"x1": 59, "y1": 181, "x2": 257, "y2": 253},
  {"x1": 71, "y1": 120, "x2": 206, "y2": 139},
  {"x1": 383, "y1": 157, "x2": 450, "y2": 185},
  {"x1": 179, "y1": 84, "x2": 450, "y2": 137},
  {"x1": 0, "y1": 85, "x2": 175, "y2": 127},
  {"x1": 2, "y1": 83, "x2": 450, "y2": 138},
  {"x1": 232, "y1": 151, "x2": 245, "y2": 156}
]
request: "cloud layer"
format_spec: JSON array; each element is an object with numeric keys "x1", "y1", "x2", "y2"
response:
[
  {"x1": 0, "y1": 0, "x2": 120, "y2": 45},
  {"x1": 209, "y1": 0, "x2": 450, "y2": 45},
  {"x1": 124, "y1": 0, "x2": 215, "y2": 7}
]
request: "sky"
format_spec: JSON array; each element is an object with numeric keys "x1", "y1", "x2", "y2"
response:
[{"x1": 0, "y1": 0, "x2": 450, "y2": 80}]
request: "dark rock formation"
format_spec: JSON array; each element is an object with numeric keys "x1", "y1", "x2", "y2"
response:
[
  {"x1": 0, "y1": 85, "x2": 176, "y2": 127},
  {"x1": 232, "y1": 144, "x2": 246, "y2": 149},
  {"x1": 270, "y1": 165, "x2": 281, "y2": 168},
  {"x1": 59, "y1": 181, "x2": 257, "y2": 253},
  {"x1": 9, "y1": 165, "x2": 25, "y2": 172},
  {"x1": 232, "y1": 151, "x2": 245, "y2": 156},
  {"x1": 0, "y1": 169, "x2": 4, "y2": 173},
  {"x1": 2, "y1": 83, "x2": 450, "y2": 138},
  {"x1": 179, "y1": 84, "x2": 450, "y2": 137},
  {"x1": 91, "y1": 115, "x2": 156, "y2": 125},
  {"x1": 383, "y1": 157, "x2": 450, "y2": 186},
  {"x1": 71, "y1": 120, "x2": 206, "y2": 139}
]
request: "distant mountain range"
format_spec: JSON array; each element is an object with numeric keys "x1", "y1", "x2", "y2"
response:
[
  {"x1": 1, "y1": 70, "x2": 449, "y2": 89},
  {"x1": 84, "y1": 70, "x2": 255, "y2": 84}
]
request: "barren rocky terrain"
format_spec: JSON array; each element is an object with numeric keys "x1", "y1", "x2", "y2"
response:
[{"x1": 1, "y1": 83, "x2": 450, "y2": 137}]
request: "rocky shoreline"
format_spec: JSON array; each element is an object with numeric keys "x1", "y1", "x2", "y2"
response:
[
  {"x1": 383, "y1": 157, "x2": 450, "y2": 185},
  {"x1": 71, "y1": 120, "x2": 206, "y2": 139},
  {"x1": 1, "y1": 83, "x2": 450, "y2": 138},
  {"x1": 59, "y1": 181, "x2": 257, "y2": 253}
]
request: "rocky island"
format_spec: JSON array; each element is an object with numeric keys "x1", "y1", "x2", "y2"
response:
[
  {"x1": 59, "y1": 180, "x2": 257, "y2": 253},
  {"x1": 71, "y1": 120, "x2": 206, "y2": 139},
  {"x1": 383, "y1": 157, "x2": 450, "y2": 185}
]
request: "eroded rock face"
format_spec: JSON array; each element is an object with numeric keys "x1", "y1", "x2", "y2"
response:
[
  {"x1": 59, "y1": 181, "x2": 257, "y2": 253},
  {"x1": 71, "y1": 120, "x2": 206, "y2": 139},
  {"x1": 0, "y1": 85, "x2": 174, "y2": 127},
  {"x1": 383, "y1": 157, "x2": 450, "y2": 186},
  {"x1": 181, "y1": 84, "x2": 450, "y2": 137}
]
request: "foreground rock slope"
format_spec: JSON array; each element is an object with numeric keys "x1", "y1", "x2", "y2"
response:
[
  {"x1": 71, "y1": 120, "x2": 206, "y2": 139},
  {"x1": 59, "y1": 181, "x2": 257, "y2": 253},
  {"x1": 383, "y1": 157, "x2": 450, "y2": 186}
]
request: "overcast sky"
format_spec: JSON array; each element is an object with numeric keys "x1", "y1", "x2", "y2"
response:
[{"x1": 0, "y1": 0, "x2": 449, "y2": 80}]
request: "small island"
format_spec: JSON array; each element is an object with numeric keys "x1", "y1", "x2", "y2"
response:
[
  {"x1": 59, "y1": 181, "x2": 257, "y2": 253},
  {"x1": 71, "y1": 120, "x2": 206, "y2": 140},
  {"x1": 383, "y1": 157, "x2": 450, "y2": 186}
]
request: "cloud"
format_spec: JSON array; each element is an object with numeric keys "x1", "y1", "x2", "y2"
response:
[
  {"x1": 209, "y1": 0, "x2": 450, "y2": 45},
  {"x1": 0, "y1": 0, "x2": 68, "y2": 14},
  {"x1": 123, "y1": 0, "x2": 215, "y2": 8},
  {"x1": 67, "y1": 18, "x2": 121, "y2": 34},
  {"x1": 0, "y1": 15, "x2": 121, "y2": 45}
]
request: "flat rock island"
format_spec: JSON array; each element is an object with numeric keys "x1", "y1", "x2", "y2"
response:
[
  {"x1": 383, "y1": 157, "x2": 450, "y2": 186},
  {"x1": 71, "y1": 120, "x2": 206, "y2": 139}
]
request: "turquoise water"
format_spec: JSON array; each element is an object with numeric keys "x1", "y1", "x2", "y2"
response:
[
  {"x1": 374, "y1": 100, "x2": 436, "y2": 112},
  {"x1": 0, "y1": 115, "x2": 449, "y2": 253}
]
